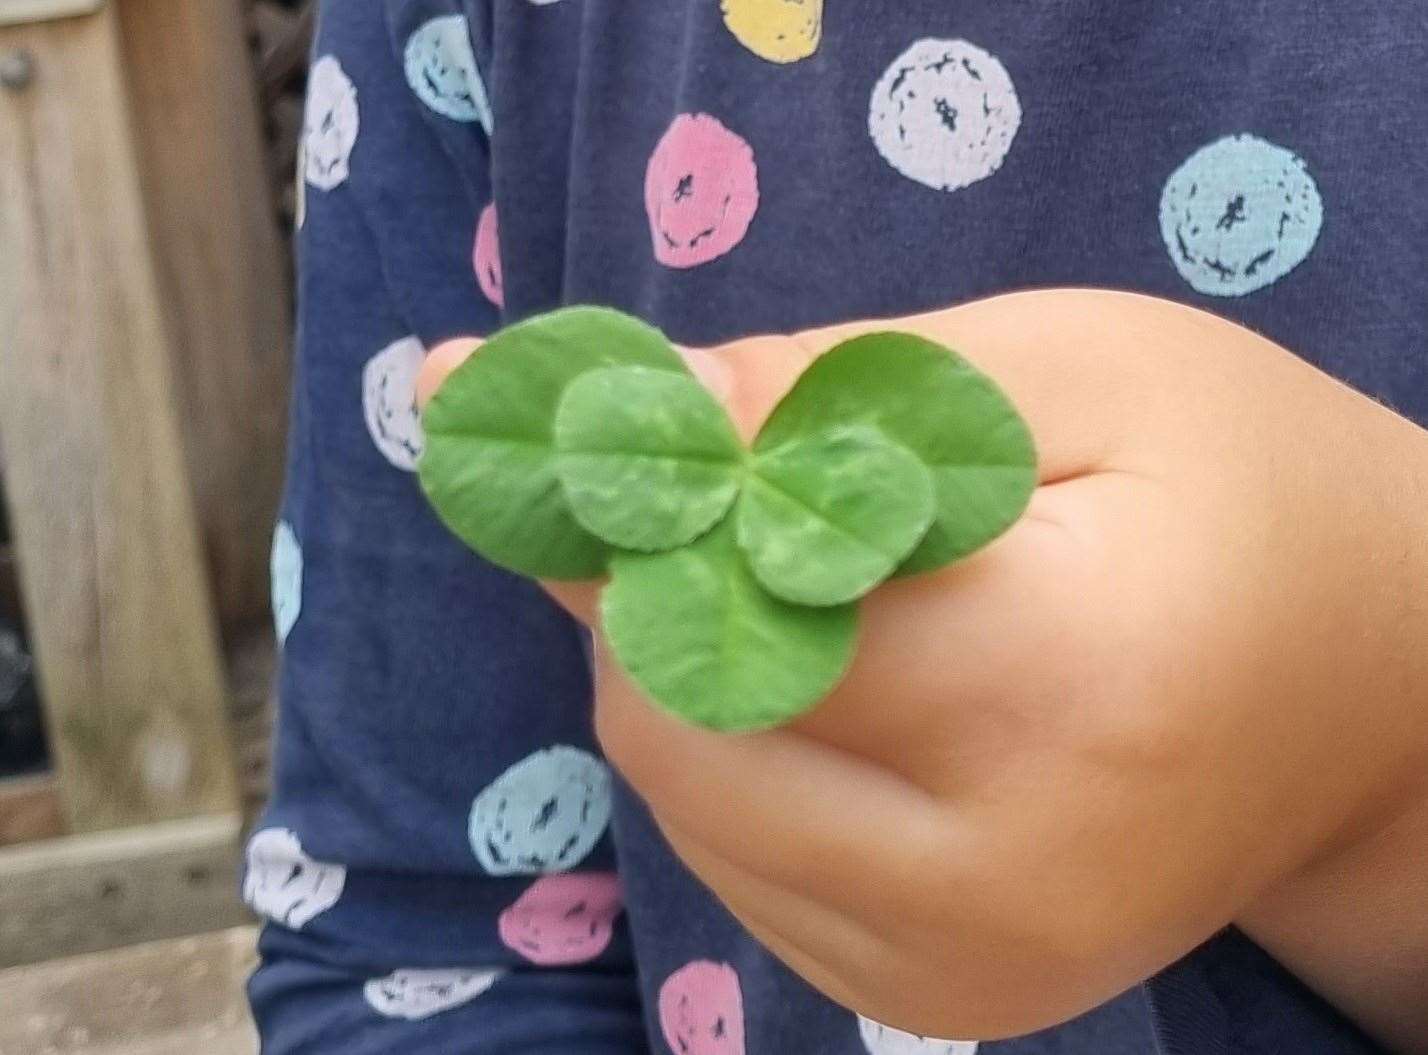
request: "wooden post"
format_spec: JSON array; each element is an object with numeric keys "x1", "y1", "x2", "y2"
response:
[
  {"x1": 116, "y1": 0, "x2": 292, "y2": 635},
  {"x1": 0, "y1": 5, "x2": 240, "y2": 831}
]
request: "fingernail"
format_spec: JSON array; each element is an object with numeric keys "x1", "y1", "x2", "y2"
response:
[{"x1": 676, "y1": 346, "x2": 735, "y2": 404}]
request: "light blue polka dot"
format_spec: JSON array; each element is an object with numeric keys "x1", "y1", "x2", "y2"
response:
[
  {"x1": 270, "y1": 521, "x2": 303, "y2": 645},
  {"x1": 1160, "y1": 134, "x2": 1323, "y2": 297},
  {"x1": 404, "y1": 15, "x2": 492, "y2": 132},
  {"x1": 469, "y1": 746, "x2": 612, "y2": 875}
]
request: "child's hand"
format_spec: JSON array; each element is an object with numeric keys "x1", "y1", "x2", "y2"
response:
[{"x1": 418, "y1": 290, "x2": 1428, "y2": 1048}]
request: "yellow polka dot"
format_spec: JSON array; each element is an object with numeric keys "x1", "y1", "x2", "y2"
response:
[{"x1": 720, "y1": 0, "x2": 823, "y2": 64}]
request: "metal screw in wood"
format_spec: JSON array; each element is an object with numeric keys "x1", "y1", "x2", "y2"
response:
[{"x1": 0, "y1": 49, "x2": 34, "y2": 91}]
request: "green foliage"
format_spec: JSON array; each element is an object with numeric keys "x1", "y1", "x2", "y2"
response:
[
  {"x1": 419, "y1": 306, "x2": 1036, "y2": 731},
  {"x1": 602, "y1": 521, "x2": 859, "y2": 732},
  {"x1": 756, "y1": 331, "x2": 1039, "y2": 574},
  {"x1": 418, "y1": 307, "x2": 686, "y2": 579},
  {"x1": 738, "y1": 426, "x2": 934, "y2": 606},
  {"x1": 555, "y1": 366, "x2": 744, "y2": 552}
]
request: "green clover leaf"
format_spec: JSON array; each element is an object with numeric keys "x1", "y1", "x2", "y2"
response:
[
  {"x1": 602, "y1": 519, "x2": 859, "y2": 732},
  {"x1": 418, "y1": 306, "x2": 1037, "y2": 732},
  {"x1": 755, "y1": 331, "x2": 1038, "y2": 575},
  {"x1": 554, "y1": 366, "x2": 744, "y2": 552},
  {"x1": 738, "y1": 425, "x2": 935, "y2": 606},
  {"x1": 418, "y1": 307, "x2": 688, "y2": 579}
]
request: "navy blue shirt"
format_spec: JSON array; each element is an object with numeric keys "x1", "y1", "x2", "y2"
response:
[{"x1": 246, "y1": 2, "x2": 1421, "y2": 1051}]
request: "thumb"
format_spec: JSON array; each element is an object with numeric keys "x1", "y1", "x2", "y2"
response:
[
  {"x1": 682, "y1": 333, "x2": 819, "y2": 443},
  {"x1": 414, "y1": 332, "x2": 808, "y2": 430},
  {"x1": 415, "y1": 335, "x2": 602, "y2": 622},
  {"x1": 413, "y1": 329, "x2": 818, "y2": 626},
  {"x1": 416, "y1": 336, "x2": 482, "y2": 411}
]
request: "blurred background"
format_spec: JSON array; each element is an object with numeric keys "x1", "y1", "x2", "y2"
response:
[{"x1": 0, "y1": 2, "x2": 312, "y2": 1050}]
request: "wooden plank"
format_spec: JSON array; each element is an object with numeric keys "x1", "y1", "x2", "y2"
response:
[
  {"x1": 0, "y1": 925, "x2": 257, "y2": 1054},
  {"x1": 0, "y1": 0, "x2": 104, "y2": 27},
  {"x1": 116, "y1": 0, "x2": 292, "y2": 635},
  {"x1": 0, "y1": 814, "x2": 252, "y2": 967},
  {"x1": 0, "y1": 773, "x2": 63, "y2": 846},
  {"x1": 0, "y1": 8, "x2": 240, "y2": 831}
]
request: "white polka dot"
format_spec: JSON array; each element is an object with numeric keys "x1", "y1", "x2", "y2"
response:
[
  {"x1": 270, "y1": 521, "x2": 302, "y2": 645},
  {"x1": 468, "y1": 746, "x2": 612, "y2": 876},
  {"x1": 869, "y1": 38, "x2": 1021, "y2": 193},
  {"x1": 294, "y1": 138, "x2": 307, "y2": 230},
  {"x1": 404, "y1": 16, "x2": 492, "y2": 132},
  {"x1": 242, "y1": 828, "x2": 346, "y2": 929},
  {"x1": 303, "y1": 56, "x2": 359, "y2": 192},
  {"x1": 362, "y1": 967, "x2": 504, "y2": 1020},
  {"x1": 859, "y1": 1015, "x2": 979, "y2": 1055},
  {"x1": 363, "y1": 336, "x2": 427, "y2": 471}
]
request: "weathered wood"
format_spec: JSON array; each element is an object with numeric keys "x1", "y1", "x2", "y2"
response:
[
  {"x1": 0, "y1": 0, "x2": 104, "y2": 27},
  {"x1": 0, "y1": 773, "x2": 63, "y2": 846},
  {"x1": 116, "y1": 0, "x2": 291, "y2": 635},
  {"x1": 0, "y1": 7, "x2": 240, "y2": 831},
  {"x1": 0, "y1": 925, "x2": 257, "y2": 1054},
  {"x1": 223, "y1": 628, "x2": 276, "y2": 826},
  {"x1": 268, "y1": 92, "x2": 304, "y2": 183},
  {"x1": 252, "y1": 1, "x2": 316, "y2": 101},
  {"x1": 0, "y1": 541, "x2": 21, "y2": 623},
  {"x1": 0, "y1": 813, "x2": 251, "y2": 967}
]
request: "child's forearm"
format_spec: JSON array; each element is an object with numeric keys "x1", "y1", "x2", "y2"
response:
[{"x1": 1238, "y1": 393, "x2": 1428, "y2": 1054}]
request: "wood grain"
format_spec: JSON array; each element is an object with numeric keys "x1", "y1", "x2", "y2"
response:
[
  {"x1": 116, "y1": 0, "x2": 292, "y2": 634},
  {"x1": 0, "y1": 814, "x2": 251, "y2": 967},
  {"x1": 0, "y1": 7, "x2": 240, "y2": 831},
  {"x1": 0, "y1": 773, "x2": 63, "y2": 846},
  {"x1": 0, "y1": 925, "x2": 257, "y2": 1053},
  {"x1": 0, "y1": 0, "x2": 104, "y2": 28}
]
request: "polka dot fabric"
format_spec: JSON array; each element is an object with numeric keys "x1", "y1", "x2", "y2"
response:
[
  {"x1": 250, "y1": 0, "x2": 1422, "y2": 1052},
  {"x1": 645, "y1": 113, "x2": 761, "y2": 269},
  {"x1": 467, "y1": 746, "x2": 612, "y2": 876}
]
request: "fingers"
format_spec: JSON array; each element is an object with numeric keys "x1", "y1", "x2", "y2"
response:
[
  {"x1": 673, "y1": 345, "x2": 735, "y2": 404},
  {"x1": 592, "y1": 642, "x2": 957, "y2": 912},
  {"x1": 416, "y1": 336, "x2": 482, "y2": 410},
  {"x1": 413, "y1": 329, "x2": 814, "y2": 622},
  {"x1": 543, "y1": 580, "x2": 601, "y2": 626},
  {"x1": 416, "y1": 290, "x2": 1163, "y2": 485},
  {"x1": 415, "y1": 330, "x2": 808, "y2": 440},
  {"x1": 414, "y1": 334, "x2": 599, "y2": 619},
  {"x1": 684, "y1": 334, "x2": 820, "y2": 443},
  {"x1": 782, "y1": 488, "x2": 1103, "y2": 789},
  {"x1": 796, "y1": 288, "x2": 1179, "y2": 485}
]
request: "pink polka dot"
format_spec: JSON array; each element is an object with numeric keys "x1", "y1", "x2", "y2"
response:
[
  {"x1": 497, "y1": 872, "x2": 622, "y2": 966},
  {"x1": 658, "y1": 960, "x2": 746, "y2": 1055},
  {"x1": 473, "y1": 202, "x2": 504, "y2": 307},
  {"x1": 644, "y1": 113, "x2": 759, "y2": 269}
]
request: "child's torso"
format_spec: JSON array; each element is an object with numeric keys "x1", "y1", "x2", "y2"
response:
[{"x1": 269, "y1": 3, "x2": 1425, "y2": 1051}]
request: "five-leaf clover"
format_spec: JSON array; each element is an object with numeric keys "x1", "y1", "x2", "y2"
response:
[{"x1": 419, "y1": 306, "x2": 1036, "y2": 732}]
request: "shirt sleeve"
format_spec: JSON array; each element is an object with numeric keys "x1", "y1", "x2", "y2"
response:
[{"x1": 244, "y1": 3, "x2": 649, "y2": 1052}]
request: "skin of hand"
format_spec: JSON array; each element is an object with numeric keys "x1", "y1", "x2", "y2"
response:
[{"x1": 417, "y1": 290, "x2": 1428, "y2": 1050}]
